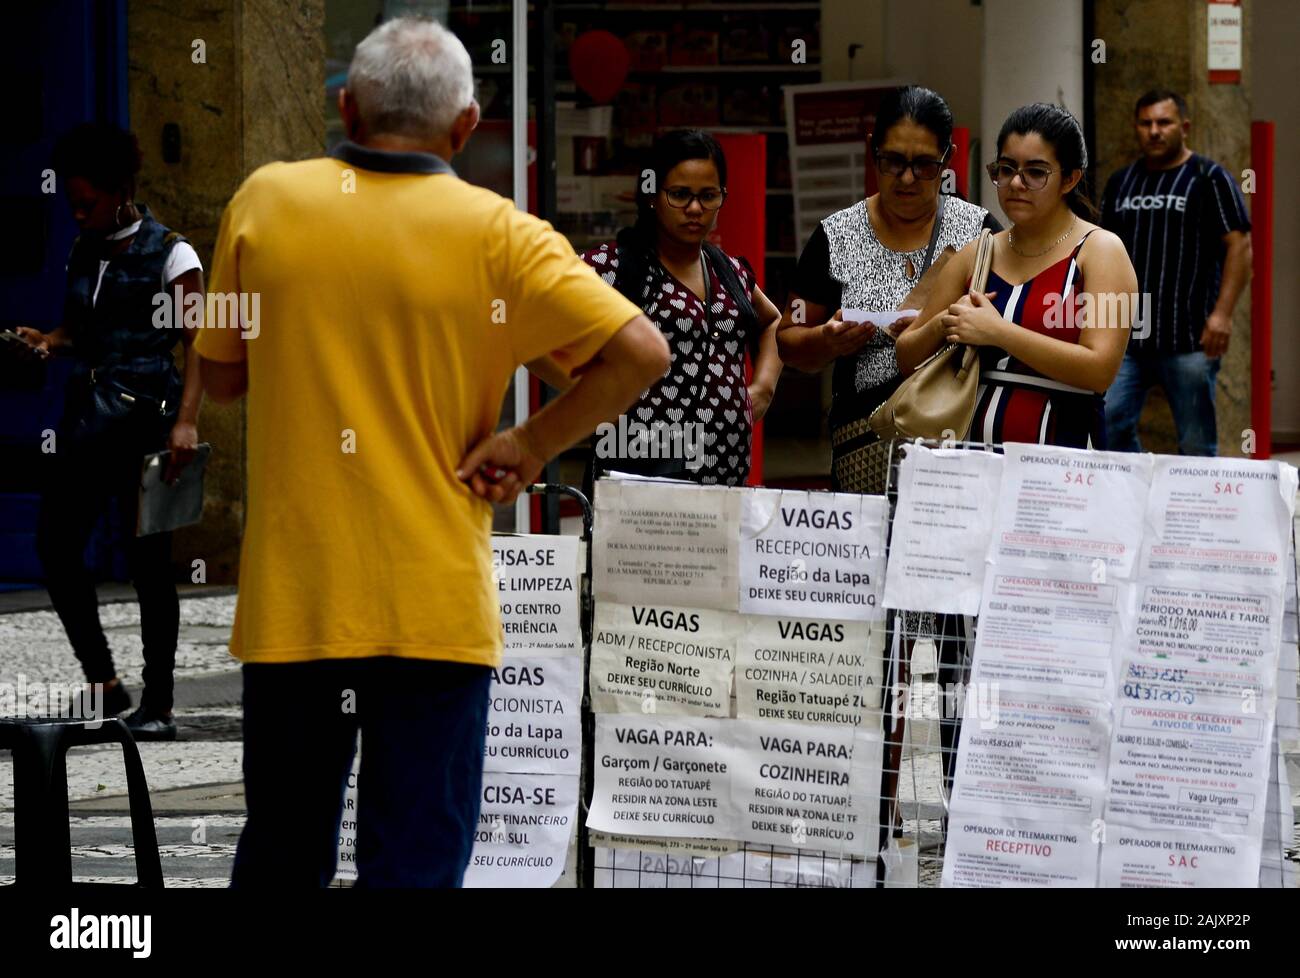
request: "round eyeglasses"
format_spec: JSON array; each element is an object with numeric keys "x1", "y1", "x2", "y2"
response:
[
  {"x1": 986, "y1": 161, "x2": 1057, "y2": 191},
  {"x1": 662, "y1": 187, "x2": 727, "y2": 210}
]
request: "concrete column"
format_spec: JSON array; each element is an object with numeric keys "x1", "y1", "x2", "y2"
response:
[
  {"x1": 1093, "y1": 0, "x2": 1253, "y2": 456},
  {"x1": 129, "y1": 0, "x2": 325, "y2": 582},
  {"x1": 980, "y1": 0, "x2": 1086, "y2": 228},
  {"x1": 883, "y1": 0, "x2": 985, "y2": 179}
]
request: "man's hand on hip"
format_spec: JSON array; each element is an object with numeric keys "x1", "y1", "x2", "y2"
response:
[
  {"x1": 1199, "y1": 311, "x2": 1232, "y2": 359},
  {"x1": 457, "y1": 427, "x2": 545, "y2": 505}
]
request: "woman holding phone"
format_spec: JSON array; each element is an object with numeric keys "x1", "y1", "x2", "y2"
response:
[{"x1": 14, "y1": 123, "x2": 206, "y2": 740}]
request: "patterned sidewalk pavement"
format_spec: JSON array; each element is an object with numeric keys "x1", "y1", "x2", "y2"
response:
[{"x1": 0, "y1": 591, "x2": 245, "y2": 886}]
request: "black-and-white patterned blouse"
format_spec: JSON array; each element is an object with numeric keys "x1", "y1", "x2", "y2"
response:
[
  {"x1": 580, "y1": 242, "x2": 758, "y2": 486},
  {"x1": 794, "y1": 195, "x2": 997, "y2": 414}
]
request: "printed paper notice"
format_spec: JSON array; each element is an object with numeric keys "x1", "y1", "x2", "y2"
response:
[
  {"x1": 493, "y1": 534, "x2": 581, "y2": 655},
  {"x1": 593, "y1": 479, "x2": 741, "y2": 611},
  {"x1": 942, "y1": 816, "x2": 1097, "y2": 888},
  {"x1": 991, "y1": 443, "x2": 1152, "y2": 580},
  {"x1": 730, "y1": 720, "x2": 881, "y2": 855},
  {"x1": 1098, "y1": 824, "x2": 1257, "y2": 888},
  {"x1": 587, "y1": 715, "x2": 733, "y2": 839},
  {"x1": 970, "y1": 572, "x2": 1118, "y2": 701},
  {"x1": 590, "y1": 603, "x2": 737, "y2": 716},
  {"x1": 587, "y1": 715, "x2": 884, "y2": 851},
  {"x1": 739, "y1": 489, "x2": 887, "y2": 621},
  {"x1": 1105, "y1": 700, "x2": 1271, "y2": 837},
  {"x1": 465, "y1": 772, "x2": 579, "y2": 888},
  {"x1": 949, "y1": 690, "x2": 1111, "y2": 823},
  {"x1": 735, "y1": 616, "x2": 884, "y2": 726},
  {"x1": 485, "y1": 654, "x2": 583, "y2": 776},
  {"x1": 1139, "y1": 457, "x2": 1298, "y2": 591},
  {"x1": 883, "y1": 445, "x2": 1003, "y2": 614}
]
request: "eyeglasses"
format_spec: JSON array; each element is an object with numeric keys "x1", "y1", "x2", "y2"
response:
[
  {"x1": 986, "y1": 161, "x2": 1057, "y2": 191},
  {"x1": 662, "y1": 187, "x2": 727, "y2": 210},
  {"x1": 874, "y1": 151, "x2": 948, "y2": 181}
]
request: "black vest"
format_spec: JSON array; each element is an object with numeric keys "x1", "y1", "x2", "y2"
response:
[{"x1": 61, "y1": 205, "x2": 185, "y2": 443}]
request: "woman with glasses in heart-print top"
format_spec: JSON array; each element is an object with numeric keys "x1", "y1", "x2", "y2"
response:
[{"x1": 535, "y1": 130, "x2": 783, "y2": 489}]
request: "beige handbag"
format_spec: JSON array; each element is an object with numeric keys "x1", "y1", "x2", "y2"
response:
[{"x1": 867, "y1": 229, "x2": 993, "y2": 443}]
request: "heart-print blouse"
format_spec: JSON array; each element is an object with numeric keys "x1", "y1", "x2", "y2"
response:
[{"x1": 580, "y1": 242, "x2": 757, "y2": 486}]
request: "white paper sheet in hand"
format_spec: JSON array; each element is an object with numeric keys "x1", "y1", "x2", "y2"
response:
[
  {"x1": 840, "y1": 309, "x2": 919, "y2": 332},
  {"x1": 883, "y1": 445, "x2": 1003, "y2": 614}
]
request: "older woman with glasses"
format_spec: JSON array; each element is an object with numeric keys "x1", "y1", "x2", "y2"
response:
[
  {"x1": 776, "y1": 88, "x2": 999, "y2": 842},
  {"x1": 538, "y1": 129, "x2": 783, "y2": 488},
  {"x1": 777, "y1": 85, "x2": 999, "y2": 494}
]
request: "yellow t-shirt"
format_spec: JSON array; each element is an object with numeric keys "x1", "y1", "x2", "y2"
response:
[{"x1": 195, "y1": 151, "x2": 641, "y2": 667}]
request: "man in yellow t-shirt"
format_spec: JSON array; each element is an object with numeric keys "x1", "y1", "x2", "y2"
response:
[{"x1": 196, "y1": 18, "x2": 667, "y2": 888}]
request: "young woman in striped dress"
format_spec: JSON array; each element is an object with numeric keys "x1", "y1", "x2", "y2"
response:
[
  {"x1": 897, "y1": 103, "x2": 1137, "y2": 446},
  {"x1": 894, "y1": 103, "x2": 1138, "y2": 793}
]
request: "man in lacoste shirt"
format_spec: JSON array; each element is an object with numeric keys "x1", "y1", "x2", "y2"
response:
[{"x1": 1101, "y1": 89, "x2": 1251, "y2": 457}]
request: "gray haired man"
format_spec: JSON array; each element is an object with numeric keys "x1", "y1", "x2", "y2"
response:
[{"x1": 197, "y1": 18, "x2": 667, "y2": 887}]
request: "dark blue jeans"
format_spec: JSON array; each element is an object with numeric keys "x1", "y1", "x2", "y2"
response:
[
  {"x1": 1104, "y1": 351, "x2": 1221, "y2": 456},
  {"x1": 231, "y1": 656, "x2": 492, "y2": 888}
]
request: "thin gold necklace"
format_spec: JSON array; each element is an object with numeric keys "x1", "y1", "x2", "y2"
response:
[{"x1": 1008, "y1": 215, "x2": 1077, "y2": 258}]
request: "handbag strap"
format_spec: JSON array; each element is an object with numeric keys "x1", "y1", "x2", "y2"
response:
[
  {"x1": 969, "y1": 228, "x2": 994, "y2": 294},
  {"x1": 948, "y1": 228, "x2": 995, "y2": 377},
  {"x1": 918, "y1": 192, "x2": 946, "y2": 278}
]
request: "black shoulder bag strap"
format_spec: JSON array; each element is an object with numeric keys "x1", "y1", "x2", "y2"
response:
[{"x1": 918, "y1": 192, "x2": 946, "y2": 278}]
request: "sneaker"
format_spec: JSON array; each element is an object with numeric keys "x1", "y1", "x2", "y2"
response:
[{"x1": 124, "y1": 706, "x2": 177, "y2": 742}]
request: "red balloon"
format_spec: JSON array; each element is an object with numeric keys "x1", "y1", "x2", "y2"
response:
[{"x1": 569, "y1": 30, "x2": 631, "y2": 104}]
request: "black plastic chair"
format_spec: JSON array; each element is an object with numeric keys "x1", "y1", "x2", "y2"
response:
[{"x1": 0, "y1": 716, "x2": 163, "y2": 888}]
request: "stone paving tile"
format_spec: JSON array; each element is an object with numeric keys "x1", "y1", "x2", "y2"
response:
[
  {"x1": 0, "y1": 813, "x2": 247, "y2": 829},
  {"x1": 0, "y1": 740, "x2": 243, "y2": 809},
  {"x1": 0, "y1": 843, "x2": 237, "y2": 860},
  {"x1": 0, "y1": 595, "x2": 239, "y2": 689},
  {"x1": 0, "y1": 875, "x2": 231, "y2": 888}
]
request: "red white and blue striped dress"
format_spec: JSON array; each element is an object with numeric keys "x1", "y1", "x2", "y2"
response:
[{"x1": 970, "y1": 231, "x2": 1106, "y2": 448}]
